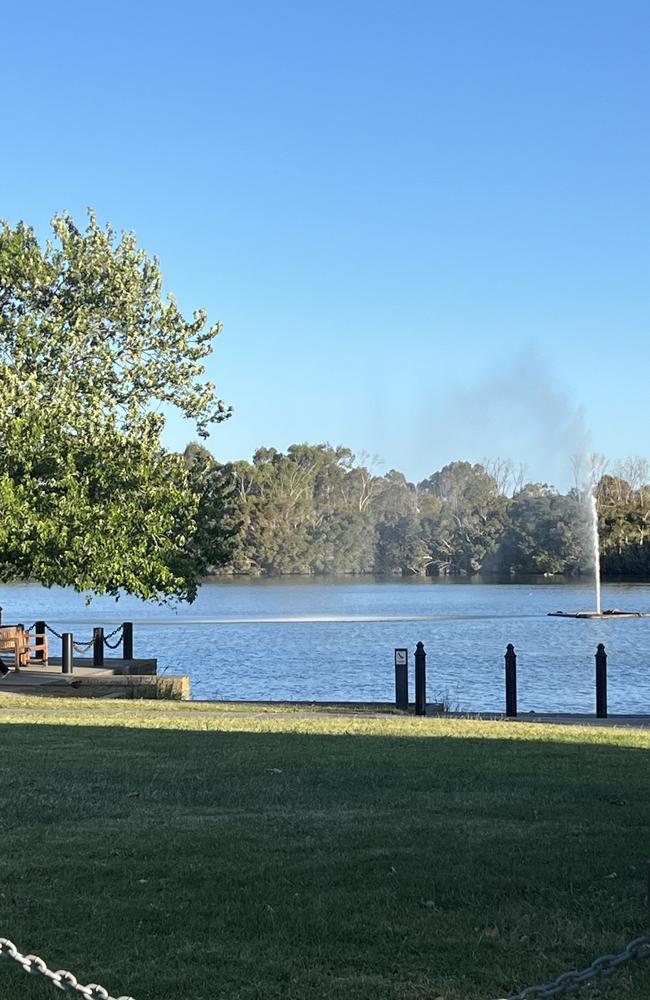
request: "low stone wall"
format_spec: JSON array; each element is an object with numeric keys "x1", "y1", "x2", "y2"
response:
[
  {"x1": 35, "y1": 675, "x2": 190, "y2": 700},
  {"x1": 111, "y1": 659, "x2": 158, "y2": 676}
]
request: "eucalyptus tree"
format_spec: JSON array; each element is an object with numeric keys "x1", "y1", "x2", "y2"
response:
[
  {"x1": 419, "y1": 462, "x2": 508, "y2": 575},
  {"x1": 0, "y1": 212, "x2": 232, "y2": 601}
]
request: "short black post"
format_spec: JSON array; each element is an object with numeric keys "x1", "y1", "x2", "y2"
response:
[
  {"x1": 505, "y1": 643, "x2": 517, "y2": 717},
  {"x1": 394, "y1": 649, "x2": 408, "y2": 710},
  {"x1": 414, "y1": 641, "x2": 427, "y2": 716},
  {"x1": 34, "y1": 620, "x2": 47, "y2": 662},
  {"x1": 596, "y1": 643, "x2": 607, "y2": 718},
  {"x1": 93, "y1": 627, "x2": 104, "y2": 667},
  {"x1": 123, "y1": 622, "x2": 134, "y2": 660},
  {"x1": 0, "y1": 606, "x2": 3, "y2": 625},
  {"x1": 62, "y1": 633, "x2": 74, "y2": 674}
]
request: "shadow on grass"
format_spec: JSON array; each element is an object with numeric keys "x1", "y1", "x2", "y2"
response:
[{"x1": 0, "y1": 723, "x2": 649, "y2": 1000}]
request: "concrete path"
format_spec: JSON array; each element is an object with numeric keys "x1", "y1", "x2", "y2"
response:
[{"x1": 1, "y1": 682, "x2": 649, "y2": 728}]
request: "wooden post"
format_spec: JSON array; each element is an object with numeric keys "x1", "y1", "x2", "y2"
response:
[
  {"x1": 62, "y1": 633, "x2": 74, "y2": 674},
  {"x1": 394, "y1": 649, "x2": 408, "y2": 710},
  {"x1": 122, "y1": 622, "x2": 134, "y2": 660},
  {"x1": 34, "y1": 620, "x2": 47, "y2": 662},
  {"x1": 415, "y1": 641, "x2": 427, "y2": 716},
  {"x1": 596, "y1": 643, "x2": 607, "y2": 718},
  {"x1": 505, "y1": 643, "x2": 517, "y2": 717},
  {"x1": 93, "y1": 627, "x2": 104, "y2": 667}
]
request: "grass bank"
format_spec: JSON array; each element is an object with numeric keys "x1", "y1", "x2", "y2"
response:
[{"x1": 0, "y1": 698, "x2": 649, "y2": 999}]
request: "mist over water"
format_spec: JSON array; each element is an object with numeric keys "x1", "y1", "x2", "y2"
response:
[{"x1": 401, "y1": 349, "x2": 591, "y2": 490}]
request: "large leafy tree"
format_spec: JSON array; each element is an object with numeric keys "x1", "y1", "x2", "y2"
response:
[
  {"x1": 419, "y1": 462, "x2": 508, "y2": 575},
  {"x1": 497, "y1": 484, "x2": 585, "y2": 575},
  {"x1": 0, "y1": 212, "x2": 232, "y2": 601}
]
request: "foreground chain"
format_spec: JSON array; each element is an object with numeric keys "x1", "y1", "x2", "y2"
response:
[
  {"x1": 0, "y1": 938, "x2": 136, "y2": 1000},
  {"x1": 3, "y1": 929, "x2": 649, "y2": 1000},
  {"x1": 495, "y1": 931, "x2": 650, "y2": 999}
]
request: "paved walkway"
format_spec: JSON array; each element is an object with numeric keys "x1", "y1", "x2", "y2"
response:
[
  {"x1": 448, "y1": 711, "x2": 650, "y2": 728},
  {"x1": 1, "y1": 683, "x2": 649, "y2": 728},
  {"x1": 180, "y1": 702, "x2": 650, "y2": 729}
]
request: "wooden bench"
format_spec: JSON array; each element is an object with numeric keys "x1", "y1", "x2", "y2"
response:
[{"x1": 0, "y1": 625, "x2": 49, "y2": 671}]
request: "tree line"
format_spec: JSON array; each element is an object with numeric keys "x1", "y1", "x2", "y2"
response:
[
  {"x1": 184, "y1": 443, "x2": 650, "y2": 579},
  {"x1": 3, "y1": 212, "x2": 647, "y2": 603}
]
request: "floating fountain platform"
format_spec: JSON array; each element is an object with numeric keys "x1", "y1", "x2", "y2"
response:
[{"x1": 548, "y1": 610, "x2": 650, "y2": 619}]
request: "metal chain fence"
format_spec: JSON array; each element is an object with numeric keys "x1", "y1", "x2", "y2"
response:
[
  {"x1": 72, "y1": 639, "x2": 96, "y2": 654},
  {"x1": 28, "y1": 623, "x2": 93, "y2": 655},
  {"x1": 3, "y1": 927, "x2": 649, "y2": 1000},
  {"x1": 103, "y1": 626, "x2": 124, "y2": 650},
  {"x1": 0, "y1": 938, "x2": 135, "y2": 1000},
  {"x1": 40, "y1": 623, "x2": 112, "y2": 654},
  {"x1": 41, "y1": 623, "x2": 124, "y2": 652},
  {"x1": 494, "y1": 931, "x2": 650, "y2": 998}
]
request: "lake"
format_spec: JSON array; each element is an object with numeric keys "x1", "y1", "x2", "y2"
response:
[{"x1": 3, "y1": 577, "x2": 650, "y2": 713}]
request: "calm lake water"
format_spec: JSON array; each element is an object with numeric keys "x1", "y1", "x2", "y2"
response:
[{"x1": 3, "y1": 577, "x2": 650, "y2": 713}]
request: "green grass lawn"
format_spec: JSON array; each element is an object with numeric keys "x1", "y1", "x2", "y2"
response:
[{"x1": 0, "y1": 698, "x2": 649, "y2": 1000}]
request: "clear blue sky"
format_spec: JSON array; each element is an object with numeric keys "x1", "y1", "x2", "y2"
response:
[{"x1": 3, "y1": 0, "x2": 649, "y2": 489}]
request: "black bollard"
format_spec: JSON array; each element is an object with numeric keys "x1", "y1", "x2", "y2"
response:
[
  {"x1": 0, "y1": 606, "x2": 3, "y2": 625},
  {"x1": 596, "y1": 643, "x2": 607, "y2": 718},
  {"x1": 123, "y1": 621, "x2": 134, "y2": 660},
  {"x1": 62, "y1": 633, "x2": 74, "y2": 674},
  {"x1": 93, "y1": 627, "x2": 104, "y2": 667},
  {"x1": 415, "y1": 641, "x2": 427, "y2": 716},
  {"x1": 394, "y1": 648, "x2": 408, "y2": 710},
  {"x1": 505, "y1": 643, "x2": 517, "y2": 717},
  {"x1": 34, "y1": 620, "x2": 47, "y2": 662}
]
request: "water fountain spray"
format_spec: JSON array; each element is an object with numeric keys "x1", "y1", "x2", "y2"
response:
[
  {"x1": 549, "y1": 461, "x2": 648, "y2": 618},
  {"x1": 588, "y1": 489, "x2": 601, "y2": 615}
]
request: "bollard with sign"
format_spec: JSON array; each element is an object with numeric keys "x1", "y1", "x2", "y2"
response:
[
  {"x1": 414, "y1": 641, "x2": 427, "y2": 716},
  {"x1": 394, "y1": 648, "x2": 408, "y2": 710}
]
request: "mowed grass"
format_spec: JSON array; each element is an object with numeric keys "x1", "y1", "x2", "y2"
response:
[{"x1": 0, "y1": 699, "x2": 649, "y2": 1000}]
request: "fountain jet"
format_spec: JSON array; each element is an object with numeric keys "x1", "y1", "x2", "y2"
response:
[
  {"x1": 548, "y1": 472, "x2": 650, "y2": 618},
  {"x1": 588, "y1": 489, "x2": 601, "y2": 615}
]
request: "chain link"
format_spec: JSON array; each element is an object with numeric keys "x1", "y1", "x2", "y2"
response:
[
  {"x1": 44, "y1": 623, "x2": 64, "y2": 640},
  {"x1": 495, "y1": 932, "x2": 650, "y2": 999},
  {"x1": 42, "y1": 623, "x2": 123, "y2": 651},
  {"x1": 0, "y1": 938, "x2": 136, "y2": 1000},
  {"x1": 73, "y1": 639, "x2": 96, "y2": 654},
  {"x1": 2, "y1": 927, "x2": 649, "y2": 1000},
  {"x1": 104, "y1": 626, "x2": 124, "y2": 650}
]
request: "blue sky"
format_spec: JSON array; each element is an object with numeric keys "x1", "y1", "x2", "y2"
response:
[{"x1": 3, "y1": 0, "x2": 649, "y2": 489}]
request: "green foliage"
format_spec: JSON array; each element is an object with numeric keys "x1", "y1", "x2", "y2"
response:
[
  {"x1": 0, "y1": 212, "x2": 233, "y2": 601},
  {"x1": 498, "y1": 484, "x2": 586, "y2": 575},
  {"x1": 189, "y1": 444, "x2": 650, "y2": 579},
  {"x1": 597, "y1": 471, "x2": 650, "y2": 575},
  {"x1": 419, "y1": 462, "x2": 508, "y2": 575}
]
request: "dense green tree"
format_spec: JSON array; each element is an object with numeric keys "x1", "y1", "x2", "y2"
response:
[
  {"x1": 497, "y1": 484, "x2": 585, "y2": 574},
  {"x1": 598, "y1": 473, "x2": 650, "y2": 575},
  {"x1": 374, "y1": 516, "x2": 431, "y2": 575},
  {"x1": 0, "y1": 212, "x2": 232, "y2": 601},
  {"x1": 419, "y1": 462, "x2": 508, "y2": 575}
]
